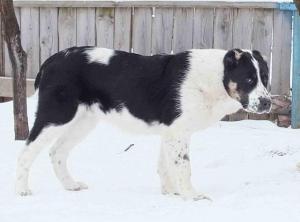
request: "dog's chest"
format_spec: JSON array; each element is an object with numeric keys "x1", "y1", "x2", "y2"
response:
[{"x1": 176, "y1": 94, "x2": 241, "y2": 131}]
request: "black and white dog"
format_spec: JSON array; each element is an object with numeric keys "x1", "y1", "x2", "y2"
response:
[{"x1": 16, "y1": 47, "x2": 271, "y2": 200}]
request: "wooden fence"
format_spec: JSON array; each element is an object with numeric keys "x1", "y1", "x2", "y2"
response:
[{"x1": 0, "y1": 0, "x2": 294, "y2": 122}]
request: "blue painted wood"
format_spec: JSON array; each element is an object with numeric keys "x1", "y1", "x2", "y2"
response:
[
  {"x1": 278, "y1": 3, "x2": 296, "y2": 11},
  {"x1": 292, "y1": 12, "x2": 300, "y2": 128}
]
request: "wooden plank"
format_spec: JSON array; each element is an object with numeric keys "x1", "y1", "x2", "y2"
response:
[
  {"x1": 172, "y1": 8, "x2": 193, "y2": 53},
  {"x1": 252, "y1": 9, "x2": 273, "y2": 65},
  {"x1": 0, "y1": 77, "x2": 34, "y2": 97},
  {"x1": 292, "y1": 12, "x2": 300, "y2": 128},
  {"x1": 229, "y1": 110, "x2": 248, "y2": 121},
  {"x1": 193, "y1": 8, "x2": 214, "y2": 49},
  {"x1": 249, "y1": 9, "x2": 273, "y2": 121},
  {"x1": 271, "y1": 10, "x2": 292, "y2": 96},
  {"x1": 151, "y1": 8, "x2": 173, "y2": 54},
  {"x1": 21, "y1": 7, "x2": 40, "y2": 78},
  {"x1": 58, "y1": 8, "x2": 76, "y2": 50},
  {"x1": 132, "y1": 7, "x2": 152, "y2": 55},
  {"x1": 214, "y1": 8, "x2": 234, "y2": 49},
  {"x1": 229, "y1": 9, "x2": 253, "y2": 121},
  {"x1": 13, "y1": 1, "x2": 279, "y2": 9},
  {"x1": 77, "y1": 8, "x2": 96, "y2": 46},
  {"x1": 40, "y1": 8, "x2": 58, "y2": 64},
  {"x1": 96, "y1": 8, "x2": 114, "y2": 48},
  {"x1": 4, "y1": 8, "x2": 20, "y2": 77},
  {"x1": 232, "y1": 8, "x2": 253, "y2": 49},
  {"x1": 114, "y1": 7, "x2": 131, "y2": 51},
  {"x1": 0, "y1": 13, "x2": 3, "y2": 77}
]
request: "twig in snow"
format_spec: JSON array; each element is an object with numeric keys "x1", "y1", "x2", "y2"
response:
[{"x1": 124, "y1": 144, "x2": 134, "y2": 152}]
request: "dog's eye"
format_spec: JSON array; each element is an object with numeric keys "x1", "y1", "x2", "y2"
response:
[{"x1": 245, "y1": 78, "x2": 254, "y2": 85}]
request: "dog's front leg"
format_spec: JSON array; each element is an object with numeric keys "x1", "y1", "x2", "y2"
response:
[{"x1": 158, "y1": 132, "x2": 210, "y2": 201}]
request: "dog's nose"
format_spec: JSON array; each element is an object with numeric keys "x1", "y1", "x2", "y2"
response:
[{"x1": 259, "y1": 97, "x2": 271, "y2": 112}]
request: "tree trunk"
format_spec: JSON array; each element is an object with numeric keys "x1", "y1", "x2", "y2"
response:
[{"x1": 0, "y1": 0, "x2": 29, "y2": 140}]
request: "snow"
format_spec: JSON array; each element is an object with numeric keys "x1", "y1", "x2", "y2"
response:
[{"x1": 1, "y1": 96, "x2": 300, "y2": 222}]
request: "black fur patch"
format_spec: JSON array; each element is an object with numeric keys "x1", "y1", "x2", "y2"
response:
[{"x1": 28, "y1": 47, "x2": 190, "y2": 143}]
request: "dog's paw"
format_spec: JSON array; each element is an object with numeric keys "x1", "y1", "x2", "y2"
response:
[
  {"x1": 65, "y1": 181, "x2": 88, "y2": 191},
  {"x1": 16, "y1": 188, "x2": 32, "y2": 196},
  {"x1": 161, "y1": 185, "x2": 176, "y2": 195}
]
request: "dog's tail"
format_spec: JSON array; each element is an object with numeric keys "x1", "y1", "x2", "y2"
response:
[
  {"x1": 34, "y1": 69, "x2": 42, "y2": 90},
  {"x1": 34, "y1": 53, "x2": 59, "y2": 90}
]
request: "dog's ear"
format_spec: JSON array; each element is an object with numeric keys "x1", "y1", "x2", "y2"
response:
[{"x1": 223, "y1": 49, "x2": 242, "y2": 70}]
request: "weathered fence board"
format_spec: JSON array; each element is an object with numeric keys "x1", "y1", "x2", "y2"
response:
[
  {"x1": 58, "y1": 8, "x2": 76, "y2": 50},
  {"x1": 0, "y1": 14, "x2": 3, "y2": 77},
  {"x1": 114, "y1": 7, "x2": 132, "y2": 51},
  {"x1": 151, "y1": 8, "x2": 173, "y2": 54},
  {"x1": 172, "y1": 8, "x2": 194, "y2": 53},
  {"x1": 214, "y1": 8, "x2": 234, "y2": 49},
  {"x1": 40, "y1": 8, "x2": 58, "y2": 64},
  {"x1": 233, "y1": 8, "x2": 253, "y2": 49},
  {"x1": 13, "y1": 0, "x2": 279, "y2": 9},
  {"x1": 229, "y1": 8, "x2": 254, "y2": 121},
  {"x1": 96, "y1": 8, "x2": 114, "y2": 48},
  {"x1": 20, "y1": 7, "x2": 40, "y2": 78},
  {"x1": 193, "y1": 8, "x2": 214, "y2": 49},
  {"x1": 4, "y1": 7, "x2": 20, "y2": 77},
  {"x1": 132, "y1": 7, "x2": 152, "y2": 55},
  {"x1": 77, "y1": 8, "x2": 96, "y2": 46},
  {"x1": 272, "y1": 10, "x2": 292, "y2": 96},
  {"x1": 0, "y1": 77, "x2": 34, "y2": 97},
  {"x1": 252, "y1": 9, "x2": 273, "y2": 65},
  {"x1": 249, "y1": 8, "x2": 273, "y2": 120}
]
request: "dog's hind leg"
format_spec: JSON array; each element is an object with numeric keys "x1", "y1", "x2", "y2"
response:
[
  {"x1": 16, "y1": 87, "x2": 82, "y2": 196},
  {"x1": 49, "y1": 105, "x2": 98, "y2": 191},
  {"x1": 16, "y1": 121, "x2": 66, "y2": 196}
]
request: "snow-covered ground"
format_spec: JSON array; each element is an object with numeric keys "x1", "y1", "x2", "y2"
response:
[{"x1": 1, "y1": 97, "x2": 300, "y2": 222}]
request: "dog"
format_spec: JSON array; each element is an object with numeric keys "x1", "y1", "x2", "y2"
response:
[{"x1": 16, "y1": 47, "x2": 271, "y2": 200}]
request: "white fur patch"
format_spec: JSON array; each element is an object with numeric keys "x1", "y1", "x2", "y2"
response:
[
  {"x1": 176, "y1": 49, "x2": 242, "y2": 132},
  {"x1": 86, "y1": 48, "x2": 115, "y2": 65}
]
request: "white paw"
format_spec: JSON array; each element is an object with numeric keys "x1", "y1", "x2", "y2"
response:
[
  {"x1": 16, "y1": 188, "x2": 32, "y2": 196},
  {"x1": 65, "y1": 181, "x2": 88, "y2": 191}
]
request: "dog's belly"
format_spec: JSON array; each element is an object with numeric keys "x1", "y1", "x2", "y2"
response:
[{"x1": 86, "y1": 103, "x2": 165, "y2": 134}]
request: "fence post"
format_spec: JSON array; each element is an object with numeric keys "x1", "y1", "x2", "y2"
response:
[
  {"x1": 279, "y1": 3, "x2": 300, "y2": 128},
  {"x1": 292, "y1": 11, "x2": 300, "y2": 128}
]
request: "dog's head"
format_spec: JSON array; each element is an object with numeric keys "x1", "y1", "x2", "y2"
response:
[{"x1": 223, "y1": 49, "x2": 271, "y2": 114}]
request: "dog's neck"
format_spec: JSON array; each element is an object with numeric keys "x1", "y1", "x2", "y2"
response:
[{"x1": 180, "y1": 49, "x2": 243, "y2": 118}]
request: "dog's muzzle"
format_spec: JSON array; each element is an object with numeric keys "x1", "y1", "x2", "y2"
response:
[
  {"x1": 257, "y1": 97, "x2": 272, "y2": 113},
  {"x1": 245, "y1": 96, "x2": 272, "y2": 114}
]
